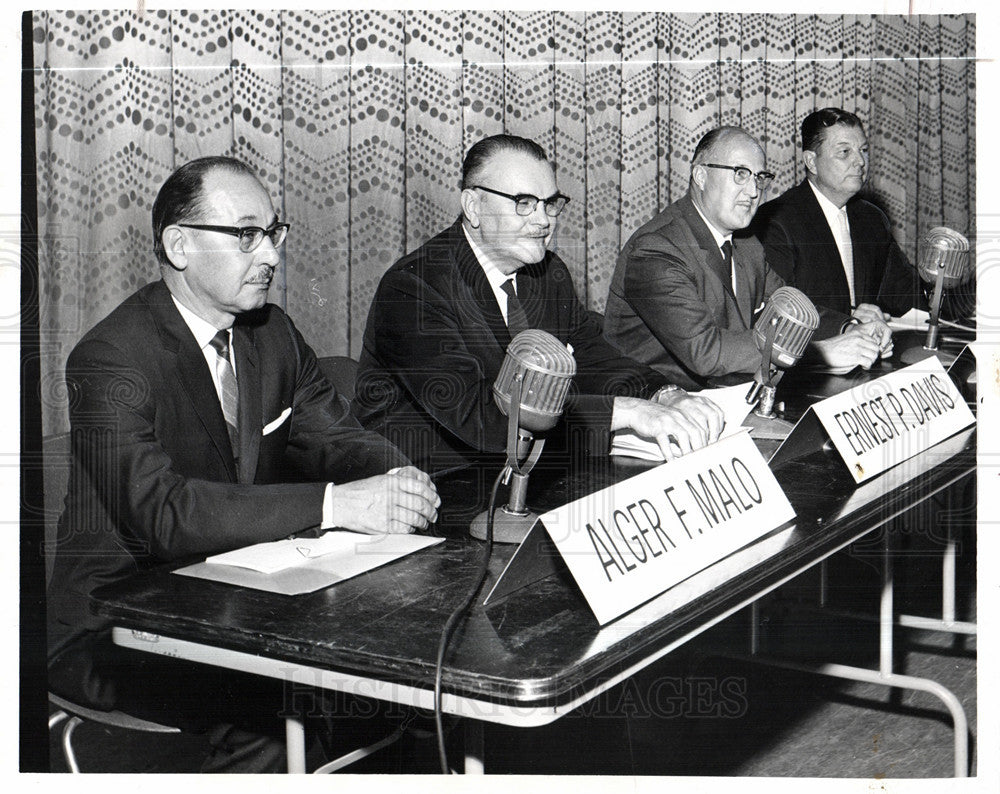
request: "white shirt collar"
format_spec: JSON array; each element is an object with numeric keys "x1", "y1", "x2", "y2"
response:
[
  {"x1": 171, "y1": 294, "x2": 229, "y2": 350},
  {"x1": 807, "y1": 178, "x2": 848, "y2": 225},
  {"x1": 691, "y1": 200, "x2": 732, "y2": 253},
  {"x1": 462, "y1": 222, "x2": 515, "y2": 291}
]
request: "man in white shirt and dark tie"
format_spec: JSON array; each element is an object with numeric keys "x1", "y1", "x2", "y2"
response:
[{"x1": 754, "y1": 107, "x2": 926, "y2": 321}]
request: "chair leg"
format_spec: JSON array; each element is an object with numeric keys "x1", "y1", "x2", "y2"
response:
[
  {"x1": 61, "y1": 716, "x2": 83, "y2": 773},
  {"x1": 49, "y1": 710, "x2": 69, "y2": 730}
]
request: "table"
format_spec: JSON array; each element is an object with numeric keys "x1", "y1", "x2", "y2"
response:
[{"x1": 92, "y1": 334, "x2": 977, "y2": 774}]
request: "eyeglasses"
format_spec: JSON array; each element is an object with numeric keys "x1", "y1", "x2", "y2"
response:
[
  {"x1": 177, "y1": 222, "x2": 291, "y2": 253},
  {"x1": 472, "y1": 185, "x2": 571, "y2": 217},
  {"x1": 701, "y1": 164, "x2": 775, "y2": 191}
]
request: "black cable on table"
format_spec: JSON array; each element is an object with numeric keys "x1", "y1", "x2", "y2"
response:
[{"x1": 433, "y1": 467, "x2": 505, "y2": 774}]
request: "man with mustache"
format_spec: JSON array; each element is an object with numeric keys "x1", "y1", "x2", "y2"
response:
[
  {"x1": 753, "y1": 108, "x2": 926, "y2": 321},
  {"x1": 354, "y1": 134, "x2": 723, "y2": 475},
  {"x1": 603, "y1": 126, "x2": 890, "y2": 390},
  {"x1": 47, "y1": 156, "x2": 439, "y2": 771}
]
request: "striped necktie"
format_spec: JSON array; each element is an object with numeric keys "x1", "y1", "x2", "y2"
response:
[{"x1": 208, "y1": 329, "x2": 240, "y2": 456}]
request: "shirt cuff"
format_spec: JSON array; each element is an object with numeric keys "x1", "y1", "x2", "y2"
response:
[{"x1": 321, "y1": 482, "x2": 335, "y2": 529}]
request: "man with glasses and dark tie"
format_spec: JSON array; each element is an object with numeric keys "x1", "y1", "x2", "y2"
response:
[
  {"x1": 355, "y1": 134, "x2": 723, "y2": 474},
  {"x1": 604, "y1": 126, "x2": 890, "y2": 390},
  {"x1": 47, "y1": 156, "x2": 440, "y2": 771}
]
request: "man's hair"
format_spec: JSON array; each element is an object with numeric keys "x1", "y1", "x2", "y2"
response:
[
  {"x1": 801, "y1": 107, "x2": 865, "y2": 152},
  {"x1": 152, "y1": 156, "x2": 260, "y2": 268},
  {"x1": 461, "y1": 135, "x2": 549, "y2": 190},
  {"x1": 691, "y1": 126, "x2": 754, "y2": 166}
]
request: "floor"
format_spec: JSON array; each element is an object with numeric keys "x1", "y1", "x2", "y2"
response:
[{"x1": 45, "y1": 543, "x2": 978, "y2": 778}]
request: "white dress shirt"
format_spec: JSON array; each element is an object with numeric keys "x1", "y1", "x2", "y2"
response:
[
  {"x1": 692, "y1": 202, "x2": 737, "y2": 294},
  {"x1": 463, "y1": 223, "x2": 519, "y2": 323},
  {"x1": 807, "y1": 179, "x2": 856, "y2": 306}
]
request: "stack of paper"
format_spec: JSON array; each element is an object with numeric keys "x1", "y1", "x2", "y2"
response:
[{"x1": 610, "y1": 382, "x2": 755, "y2": 462}]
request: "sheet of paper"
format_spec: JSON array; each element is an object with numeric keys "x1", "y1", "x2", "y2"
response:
[
  {"x1": 610, "y1": 382, "x2": 755, "y2": 461},
  {"x1": 205, "y1": 531, "x2": 372, "y2": 574},
  {"x1": 175, "y1": 531, "x2": 446, "y2": 595},
  {"x1": 888, "y1": 307, "x2": 930, "y2": 331}
]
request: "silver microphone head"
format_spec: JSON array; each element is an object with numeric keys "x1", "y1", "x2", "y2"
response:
[
  {"x1": 492, "y1": 329, "x2": 577, "y2": 434},
  {"x1": 752, "y1": 286, "x2": 820, "y2": 368},
  {"x1": 917, "y1": 227, "x2": 971, "y2": 288}
]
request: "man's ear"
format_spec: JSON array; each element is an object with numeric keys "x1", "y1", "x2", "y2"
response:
[
  {"x1": 691, "y1": 163, "x2": 707, "y2": 191},
  {"x1": 161, "y1": 226, "x2": 188, "y2": 270},
  {"x1": 802, "y1": 150, "x2": 818, "y2": 177},
  {"x1": 460, "y1": 188, "x2": 481, "y2": 228}
]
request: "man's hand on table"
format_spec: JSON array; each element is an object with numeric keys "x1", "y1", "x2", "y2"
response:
[
  {"x1": 612, "y1": 391, "x2": 724, "y2": 461},
  {"x1": 330, "y1": 466, "x2": 440, "y2": 534}
]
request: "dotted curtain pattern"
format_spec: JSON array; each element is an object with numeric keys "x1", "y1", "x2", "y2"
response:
[{"x1": 33, "y1": 10, "x2": 975, "y2": 436}]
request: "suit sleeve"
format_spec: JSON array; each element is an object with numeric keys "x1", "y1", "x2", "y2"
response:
[
  {"x1": 756, "y1": 207, "x2": 798, "y2": 287},
  {"x1": 873, "y1": 219, "x2": 927, "y2": 316},
  {"x1": 622, "y1": 235, "x2": 761, "y2": 378}
]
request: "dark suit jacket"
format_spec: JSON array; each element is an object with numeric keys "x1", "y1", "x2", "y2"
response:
[
  {"x1": 753, "y1": 179, "x2": 924, "y2": 316},
  {"x1": 604, "y1": 194, "x2": 846, "y2": 390},
  {"x1": 353, "y1": 219, "x2": 667, "y2": 473},
  {"x1": 48, "y1": 280, "x2": 408, "y2": 675}
]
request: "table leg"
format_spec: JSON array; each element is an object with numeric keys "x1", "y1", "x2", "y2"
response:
[
  {"x1": 463, "y1": 720, "x2": 485, "y2": 774},
  {"x1": 285, "y1": 715, "x2": 307, "y2": 774}
]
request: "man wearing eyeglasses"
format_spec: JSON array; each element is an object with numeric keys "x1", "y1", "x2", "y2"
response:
[
  {"x1": 604, "y1": 126, "x2": 890, "y2": 390},
  {"x1": 752, "y1": 108, "x2": 926, "y2": 320},
  {"x1": 355, "y1": 134, "x2": 724, "y2": 473},
  {"x1": 47, "y1": 156, "x2": 439, "y2": 771}
]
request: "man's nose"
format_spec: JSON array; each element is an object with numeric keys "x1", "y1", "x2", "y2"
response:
[
  {"x1": 528, "y1": 200, "x2": 552, "y2": 225},
  {"x1": 742, "y1": 179, "x2": 760, "y2": 199},
  {"x1": 255, "y1": 236, "x2": 281, "y2": 266}
]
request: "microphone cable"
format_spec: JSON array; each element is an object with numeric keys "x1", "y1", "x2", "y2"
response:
[{"x1": 433, "y1": 466, "x2": 506, "y2": 774}]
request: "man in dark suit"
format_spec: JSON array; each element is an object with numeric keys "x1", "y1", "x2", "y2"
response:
[
  {"x1": 604, "y1": 126, "x2": 891, "y2": 390},
  {"x1": 753, "y1": 107, "x2": 924, "y2": 321},
  {"x1": 46, "y1": 156, "x2": 440, "y2": 771},
  {"x1": 354, "y1": 134, "x2": 724, "y2": 475}
]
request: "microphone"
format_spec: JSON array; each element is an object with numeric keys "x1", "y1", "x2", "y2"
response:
[
  {"x1": 469, "y1": 330, "x2": 577, "y2": 544},
  {"x1": 901, "y1": 226, "x2": 972, "y2": 364},
  {"x1": 746, "y1": 286, "x2": 819, "y2": 418}
]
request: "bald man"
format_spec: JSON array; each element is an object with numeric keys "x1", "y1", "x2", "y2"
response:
[{"x1": 604, "y1": 126, "x2": 890, "y2": 390}]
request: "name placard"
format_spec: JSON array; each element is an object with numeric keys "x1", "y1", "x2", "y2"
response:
[
  {"x1": 809, "y1": 357, "x2": 975, "y2": 484},
  {"x1": 536, "y1": 431, "x2": 794, "y2": 625}
]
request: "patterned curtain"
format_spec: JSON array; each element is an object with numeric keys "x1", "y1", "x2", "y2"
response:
[{"x1": 32, "y1": 10, "x2": 975, "y2": 436}]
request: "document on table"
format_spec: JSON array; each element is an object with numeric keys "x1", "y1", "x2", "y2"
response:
[
  {"x1": 888, "y1": 307, "x2": 974, "y2": 334},
  {"x1": 610, "y1": 381, "x2": 755, "y2": 462},
  {"x1": 173, "y1": 531, "x2": 444, "y2": 595}
]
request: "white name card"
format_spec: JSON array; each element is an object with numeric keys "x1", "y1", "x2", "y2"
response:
[
  {"x1": 809, "y1": 357, "x2": 975, "y2": 484},
  {"x1": 537, "y1": 431, "x2": 794, "y2": 625}
]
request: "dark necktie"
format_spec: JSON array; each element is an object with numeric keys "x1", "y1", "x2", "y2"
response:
[
  {"x1": 500, "y1": 278, "x2": 530, "y2": 337},
  {"x1": 208, "y1": 329, "x2": 240, "y2": 456},
  {"x1": 721, "y1": 240, "x2": 734, "y2": 289}
]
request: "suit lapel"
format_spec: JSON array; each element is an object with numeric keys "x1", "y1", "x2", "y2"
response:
[
  {"x1": 233, "y1": 323, "x2": 262, "y2": 484},
  {"x1": 147, "y1": 281, "x2": 238, "y2": 481},
  {"x1": 845, "y1": 199, "x2": 873, "y2": 301},
  {"x1": 452, "y1": 219, "x2": 514, "y2": 347},
  {"x1": 730, "y1": 240, "x2": 752, "y2": 326},
  {"x1": 800, "y1": 182, "x2": 854, "y2": 306},
  {"x1": 681, "y1": 197, "x2": 747, "y2": 327}
]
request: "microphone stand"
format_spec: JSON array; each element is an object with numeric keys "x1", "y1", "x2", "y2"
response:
[
  {"x1": 901, "y1": 265, "x2": 953, "y2": 365},
  {"x1": 745, "y1": 317, "x2": 785, "y2": 419},
  {"x1": 469, "y1": 372, "x2": 546, "y2": 544}
]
